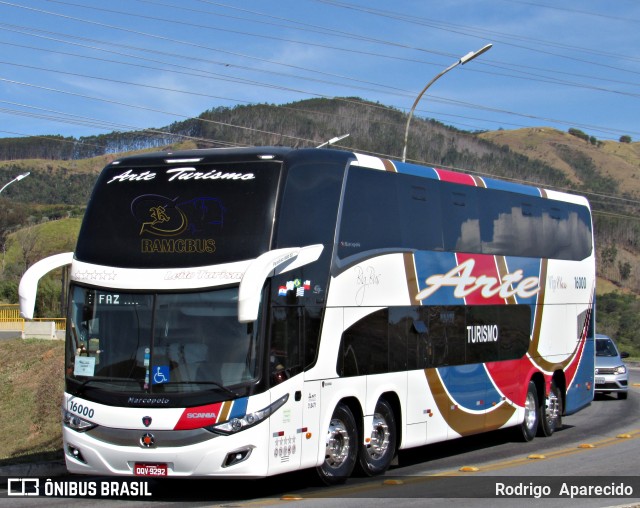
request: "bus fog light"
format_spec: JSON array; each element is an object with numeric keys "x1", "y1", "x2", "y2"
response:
[
  {"x1": 66, "y1": 444, "x2": 87, "y2": 464},
  {"x1": 222, "y1": 446, "x2": 255, "y2": 468}
]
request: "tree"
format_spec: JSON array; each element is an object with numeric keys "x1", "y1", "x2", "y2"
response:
[
  {"x1": 619, "y1": 135, "x2": 632, "y2": 143},
  {"x1": 618, "y1": 261, "x2": 632, "y2": 281},
  {"x1": 568, "y1": 128, "x2": 589, "y2": 142},
  {"x1": 601, "y1": 244, "x2": 617, "y2": 267},
  {"x1": 14, "y1": 225, "x2": 42, "y2": 271}
]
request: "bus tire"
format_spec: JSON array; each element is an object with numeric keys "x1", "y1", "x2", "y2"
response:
[
  {"x1": 517, "y1": 381, "x2": 539, "y2": 442},
  {"x1": 316, "y1": 403, "x2": 358, "y2": 485},
  {"x1": 539, "y1": 379, "x2": 563, "y2": 437},
  {"x1": 358, "y1": 399, "x2": 396, "y2": 476}
]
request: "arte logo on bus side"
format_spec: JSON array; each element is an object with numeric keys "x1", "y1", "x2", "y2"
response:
[{"x1": 415, "y1": 258, "x2": 541, "y2": 301}]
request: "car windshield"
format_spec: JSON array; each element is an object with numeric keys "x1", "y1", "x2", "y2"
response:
[
  {"x1": 66, "y1": 285, "x2": 259, "y2": 394},
  {"x1": 596, "y1": 338, "x2": 618, "y2": 357}
]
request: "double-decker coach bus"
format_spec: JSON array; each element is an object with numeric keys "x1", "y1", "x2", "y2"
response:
[{"x1": 19, "y1": 146, "x2": 595, "y2": 482}]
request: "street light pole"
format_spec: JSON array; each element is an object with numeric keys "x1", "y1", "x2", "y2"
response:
[
  {"x1": 401, "y1": 44, "x2": 492, "y2": 162},
  {"x1": 0, "y1": 172, "x2": 30, "y2": 195}
]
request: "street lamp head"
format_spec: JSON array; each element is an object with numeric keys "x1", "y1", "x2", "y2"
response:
[
  {"x1": 16, "y1": 172, "x2": 30, "y2": 181},
  {"x1": 401, "y1": 43, "x2": 493, "y2": 162},
  {"x1": 460, "y1": 44, "x2": 492, "y2": 65}
]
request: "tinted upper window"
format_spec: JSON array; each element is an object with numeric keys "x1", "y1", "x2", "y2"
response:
[
  {"x1": 337, "y1": 166, "x2": 592, "y2": 263},
  {"x1": 76, "y1": 161, "x2": 282, "y2": 268}
]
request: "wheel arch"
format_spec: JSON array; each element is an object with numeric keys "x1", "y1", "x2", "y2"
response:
[
  {"x1": 551, "y1": 370, "x2": 567, "y2": 416},
  {"x1": 530, "y1": 370, "x2": 546, "y2": 408},
  {"x1": 338, "y1": 396, "x2": 364, "y2": 442}
]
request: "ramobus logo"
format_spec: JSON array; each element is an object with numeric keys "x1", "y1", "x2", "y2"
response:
[{"x1": 415, "y1": 259, "x2": 540, "y2": 301}]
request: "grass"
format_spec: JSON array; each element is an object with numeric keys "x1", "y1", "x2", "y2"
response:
[
  {"x1": 4, "y1": 218, "x2": 81, "y2": 266},
  {"x1": 0, "y1": 338, "x2": 64, "y2": 465}
]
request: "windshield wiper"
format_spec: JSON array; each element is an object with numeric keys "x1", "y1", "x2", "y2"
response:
[
  {"x1": 158, "y1": 381, "x2": 240, "y2": 398},
  {"x1": 72, "y1": 376, "x2": 144, "y2": 394}
]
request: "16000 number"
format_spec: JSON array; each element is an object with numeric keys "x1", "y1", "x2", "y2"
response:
[{"x1": 68, "y1": 401, "x2": 95, "y2": 419}]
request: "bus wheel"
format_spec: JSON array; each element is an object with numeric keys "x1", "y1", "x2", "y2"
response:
[
  {"x1": 539, "y1": 379, "x2": 563, "y2": 437},
  {"x1": 316, "y1": 403, "x2": 358, "y2": 485},
  {"x1": 517, "y1": 381, "x2": 539, "y2": 442},
  {"x1": 358, "y1": 399, "x2": 396, "y2": 476}
]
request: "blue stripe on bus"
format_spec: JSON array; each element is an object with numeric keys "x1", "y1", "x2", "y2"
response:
[
  {"x1": 394, "y1": 161, "x2": 439, "y2": 180},
  {"x1": 481, "y1": 177, "x2": 542, "y2": 196},
  {"x1": 439, "y1": 364, "x2": 501, "y2": 410},
  {"x1": 229, "y1": 398, "x2": 248, "y2": 418}
]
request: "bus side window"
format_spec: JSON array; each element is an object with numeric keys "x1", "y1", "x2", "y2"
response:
[
  {"x1": 442, "y1": 187, "x2": 481, "y2": 253},
  {"x1": 270, "y1": 306, "x2": 303, "y2": 384}
]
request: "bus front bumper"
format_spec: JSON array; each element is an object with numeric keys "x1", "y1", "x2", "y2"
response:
[{"x1": 62, "y1": 425, "x2": 269, "y2": 477}]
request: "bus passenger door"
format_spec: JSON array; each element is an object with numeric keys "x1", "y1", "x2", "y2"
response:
[{"x1": 267, "y1": 305, "x2": 305, "y2": 475}]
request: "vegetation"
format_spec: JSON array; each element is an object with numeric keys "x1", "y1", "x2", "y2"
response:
[
  {"x1": 596, "y1": 293, "x2": 640, "y2": 358},
  {"x1": 0, "y1": 339, "x2": 64, "y2": 463},
  {"x1": 568, "y1": 128, "x2": 590, "y2": 143},
  {"x1": 1, "y1": 218, "x2": 80, "y2": 316}
]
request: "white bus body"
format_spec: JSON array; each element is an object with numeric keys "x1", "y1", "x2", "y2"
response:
[{"x1": 20, "y1": 147, "x2": 595, "y2": 482}]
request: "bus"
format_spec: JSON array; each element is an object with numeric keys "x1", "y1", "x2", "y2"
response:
[{"x1": 19, "y1": 146, "x2": 595, "y2": 482}]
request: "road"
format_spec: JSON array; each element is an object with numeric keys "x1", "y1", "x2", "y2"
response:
[{"x1": 2, "y1": 367, "x2": 639, "y2": 508}]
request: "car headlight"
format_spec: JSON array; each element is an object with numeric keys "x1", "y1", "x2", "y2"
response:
[
  {"x1": 62, "y1": 409, "x2": 97, "y2": 432},
  {"x1": 208, "y1": 394, "x2": 289, "y2": 435},
  {"x1": 615, "y1": 365, "x2": 627, "y2": 375}
]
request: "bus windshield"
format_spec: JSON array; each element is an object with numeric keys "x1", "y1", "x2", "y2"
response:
[
  {"x1": 75, "y1": 160, "x2": 282, "y2": 269},
  {"x1": 66, "y1": 285, "x2": 259, "y2": 395}
]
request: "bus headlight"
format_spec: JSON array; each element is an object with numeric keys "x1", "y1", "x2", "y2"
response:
[
  {"x1": 208, "y1": 394, "x2": 289, "y2": 435},
  {"x1": 62, "y1": 409, "x2": 97, "y2": 432}
]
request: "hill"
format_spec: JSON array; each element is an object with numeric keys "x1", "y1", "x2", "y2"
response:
[
  {"x1": 0, "y1": 97, "x2": 638, "y2": 300},
  {"x1": 479, "y1": 127, "x2": 640, "y2": 198}
]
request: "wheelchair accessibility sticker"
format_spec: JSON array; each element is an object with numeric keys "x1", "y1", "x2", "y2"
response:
[{"x1": 152, "y1": 366, "x2": 170, "y2": 385}]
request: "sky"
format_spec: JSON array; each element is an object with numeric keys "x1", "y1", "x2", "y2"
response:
[{"x1": 1, "y1": 0, "x2": 640, "y2": 149}]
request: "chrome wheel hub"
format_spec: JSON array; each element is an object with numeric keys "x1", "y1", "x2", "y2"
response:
[
  {"x1": 325, "y1": 418, "x2": 350, "y2": 468},
  {"x1": 366, "y1": 413, "x2": 390, "y2": 460},
  {"x1": 546, "y1": 391, "x2": 560, "y2": 424},
  {"x1": 524, "y1": 391, "x2": 537, "y2": 432}
]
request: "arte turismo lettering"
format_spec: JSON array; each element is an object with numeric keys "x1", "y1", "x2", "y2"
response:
[
  {"x1": 415, "y1": 258, "x2": 540, "y2": 301},
  {"x1": 107, "y1": 167, "x2": 255, "y2": 184},
  {"x1": 141, "y1": 238, "x2": 215, "y2": 254}
]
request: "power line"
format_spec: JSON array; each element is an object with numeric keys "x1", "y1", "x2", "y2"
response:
[
  {"x1": 0, "y1": 29, "x2": 636, "y2": 140},
  {"x1": 1, "y1": 1, "x2": 637, "y2": 140},
  {"x1": 315, "y1": 0, "x2": 640, "y2": 72}
]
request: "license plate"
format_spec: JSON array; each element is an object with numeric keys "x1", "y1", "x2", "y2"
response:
[
  {"x1": 134, "y1": 463, "x2": 168, "y2": 476},
  {"x1": 595, "y1": 377, "x2": 605, "y2": 385}
]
